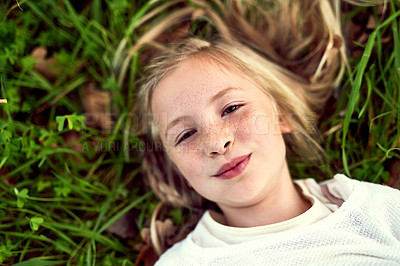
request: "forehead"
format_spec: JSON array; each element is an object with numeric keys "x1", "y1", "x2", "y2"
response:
[
  {"x1": 155, "y1": 57, "x2": 232, "y2": 99},
  {"x1": 151, "y1": 56, "x2": 251, "y2": 110}
]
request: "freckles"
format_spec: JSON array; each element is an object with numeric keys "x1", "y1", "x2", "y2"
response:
[
  {"x1": 174, "y1": 142, "x2": 202, "y2": 158},
  {"x1": 173, "y1": 145, "x2": 203, "y2": 180},
  {"x1": 232, "y1": 109, "x2": 257, "y2": 136}
]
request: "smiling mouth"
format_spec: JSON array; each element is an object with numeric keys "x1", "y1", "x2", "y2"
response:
[{"x1": 213, "y1": 154, "x2": 252, "y2": 179}]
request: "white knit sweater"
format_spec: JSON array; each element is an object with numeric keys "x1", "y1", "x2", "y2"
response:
[{"x1": 155, "y1": 174, "x2": 400, "y2": 265}]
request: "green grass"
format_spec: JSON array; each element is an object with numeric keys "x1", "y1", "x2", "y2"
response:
[
  {"x1": 0, "y1": 0, "x2": 399, "y2": 264},
  {"x1": 0, "y1": 0, "x2": 158, "y2": 264}
]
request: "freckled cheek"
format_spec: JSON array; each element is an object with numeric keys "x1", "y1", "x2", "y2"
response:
[
  {"x1": 168, "y1": 141, "x2": 203, "y2": 169},
  {"x1": 174, "y1": 141, "x2": 203, "y2": 156},
  {"x1": 229, "y1": 110, "x2": 259, "y2": 137},
  {"x1": 170, "y1": 147, "x2": 204, "y2": 183},
  {"x1": 229, "y1": 109, "x2": 281, "y2": 139}
]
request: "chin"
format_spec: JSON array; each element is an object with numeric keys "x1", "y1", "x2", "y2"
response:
[{"x1": 226, "y1": 190, "x2": 265, "y2": 206}]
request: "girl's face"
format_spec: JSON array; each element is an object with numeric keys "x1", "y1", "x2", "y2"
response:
[{"x1": 151, "y1": 56, "x2": 291, "y2": 211}]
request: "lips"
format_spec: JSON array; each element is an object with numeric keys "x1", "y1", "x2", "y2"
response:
[{"x1": 213, "y1": 154, "x2": 251, "y2": 179}]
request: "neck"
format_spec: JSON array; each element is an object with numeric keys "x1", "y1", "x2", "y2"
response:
[{"x1": 217, "y1": 166, "x2": 311, "y2": 228}]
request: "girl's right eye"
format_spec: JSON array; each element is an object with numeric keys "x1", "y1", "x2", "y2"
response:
[
  {"x1": 176, "y1": 130, "x2": 196, "y2": 145},
  {"x1": 222, "y1": 104, "x2": 244, "y2": 117}
]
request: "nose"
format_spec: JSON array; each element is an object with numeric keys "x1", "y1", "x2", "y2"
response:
[{"x1": 202, "y1": 126, "x2": 233, "y2": 157}]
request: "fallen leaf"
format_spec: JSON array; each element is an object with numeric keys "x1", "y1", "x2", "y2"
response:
[
  {"x1": 63, "y1": 131, "x2": 84, "y2": 154},
  {"x1": 384, "y1": 159, "x2": 400, "y2": 189},
  {"x1": 82, "y1": 82, "x2": 112, "y2": 131},
  {"x1": 31, "y1": 47, "x2": 61, "y2": 82},
  {"x1": 135, "y1": 218, "x2": 177, "y2": 265},
  {"x1": 155, "y1": 219, "x2": 176, "y2": 245},
  {"x1": 343, "y1": 4, "x2": 391, "y2": 58},
  {"x1": 106, "y1": 209, "x2": 138, "y2": 239},
  {"x1": 135, "y1": 241, "x2": 158, "y2": 266},
  {"x1": 2, "y1": 176, "x2": 14, "y2": 187},
  {"x1": 135, "y1": 227, "x2": 157, "y2": 266}
]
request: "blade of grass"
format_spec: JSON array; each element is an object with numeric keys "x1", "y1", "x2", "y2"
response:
[
  {"x1": 92, "y1": 0, "x2": 102, "y2": 23},
  {"x1": 86, "y1": 244, "x2": 92, "y2": 266},
  {"x1": 358, "y1": 73, "x2": 372, "y2": 118},
  {"x1": 45, "y1": 222, "x2": 126, "y2": 252},
  {"x1": 0, "y1": 231, "x2": 73, "y2": 254},
  {"x1": 341, "y1": 9, "x2": 400, "y2": 176},
  {"x1": 41, "y1": 223, "x2": 78, "y2": 248},
  {"x1": 98, "y1": 191, "x2": 152, "y2": 234},
  {"x1": 61, "y1": 0, "x2": 105, "y2": 54},
  {"x1": 392, "y1": 1, "x2": 400, "y2": 71},
  {"x1": 24, "y1": 1, "x2": 72, "y2": 41},
  {"x1": 12, "y1": 260, "x2": 66, "y2": 266}
]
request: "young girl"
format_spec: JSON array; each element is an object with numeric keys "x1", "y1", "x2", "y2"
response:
[{"x1": 137, "y1": 0, "x2": 400, "y2": 264}]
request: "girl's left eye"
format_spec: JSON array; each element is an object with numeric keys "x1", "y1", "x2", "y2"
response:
[
  {"x1": 222, "y1": 104, "x2": 243, "y2": 117},
  {"x1": 175, "y1": 130, "x2": 196, "y2": 146}
]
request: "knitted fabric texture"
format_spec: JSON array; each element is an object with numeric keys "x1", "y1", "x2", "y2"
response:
[{"x1": 155, "y1": 175, "x2": 400, "y2": 265}]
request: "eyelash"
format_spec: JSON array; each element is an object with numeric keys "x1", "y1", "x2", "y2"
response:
[
  {"x1": 175, "y1": 104, "x2": 244, "y2": 145},
  {"x1": 176, "y1": 130, "x2": 196, "y2": 146},
  {"x1": 222, "y1": 104, "x2": 244, "y2": 117}
]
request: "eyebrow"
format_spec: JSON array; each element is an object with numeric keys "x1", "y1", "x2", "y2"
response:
[
  {"x1": 165, "y1": 115, "x2": 191, "y2": 138},
  {"x1": 164, "y1": 87, "x2": 243, "y2": 138},
  {"x1": 209, "y1": 87, "x2": 242, "y2": 104}
]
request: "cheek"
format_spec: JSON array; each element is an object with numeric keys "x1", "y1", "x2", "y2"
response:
[
  {"x1": 234, "y1": 106, "x2": 285, "y2": 150},
  {"x1": 168, "y1": 144, "x2": 203, "y2": 181},
  {"x1": 253, "y1": 110, "x2": 281, "y2": 136},
  {"x1": 232, "y1": 107, "x2": 267, "y2": 137},
  {"x1": 173, "y1": 140, "x2": 203, "y2": 157},
  {"x1": 253, "y1": 115, "x2": 273, "y2": 135}
]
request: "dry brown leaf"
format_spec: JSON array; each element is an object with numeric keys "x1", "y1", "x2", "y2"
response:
[
  {"x1": 82, "y1": 82, "x2": 112, "y2": 131},
  {"x1": 155, "y1": 219, "x2": 176, "y2": 244},
  {"x1": 135, "y1": 218, "x2": 178, "y2": 265},
  {"x1": 135, "y1": 241, "x2": 159, "y2": 266},
  {"x1": 63, "y1": 131, "x2": 83, "y2": 154},
  {"x1": 105, "y1": 210, "x2": 137, "y2": 239},
  {"x1": 343, "y1": 5, "x2": 391, "y2": 58},
  {"x1": 384, "y1": 159, "x2": 400, "y2": 189},
  {"x1": 366, "y1": 15, "x2": 377, "y2": 30},
  {"x1": 135, "y1": 227, "x2": 158, "y2": 266},
  {"x1": 31, "y1": 47, "x2": 61, "y2": 82},
  {"x1": 1, "y1": 174, "x2": 14, "y2": 187},
  {"x1": 140, "y1": 227, "x2": 151, "y2": 243},
  {"x1": 62, "y1": 131, "x2": 85, "y2": 164}
]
